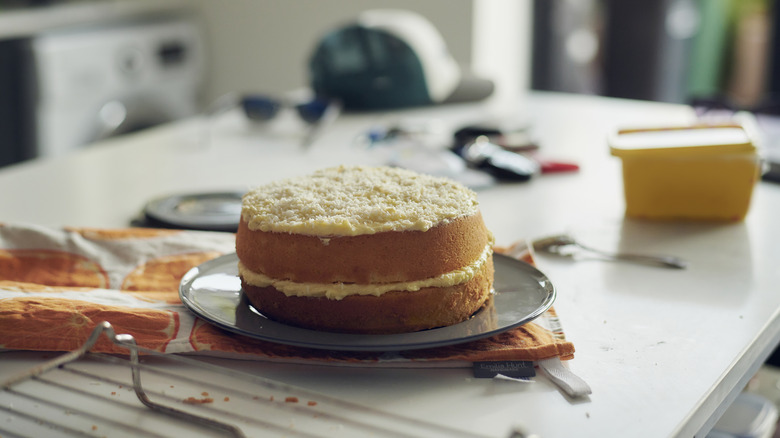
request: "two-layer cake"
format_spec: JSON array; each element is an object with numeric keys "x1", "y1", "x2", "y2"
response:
[{"x1": 236, "y1": 165, "x2": 494, "y2": 334}]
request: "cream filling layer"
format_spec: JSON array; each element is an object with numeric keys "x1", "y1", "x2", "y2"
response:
[{"x1": 238, "y1": 244, "x2": 493, "y2": 300}]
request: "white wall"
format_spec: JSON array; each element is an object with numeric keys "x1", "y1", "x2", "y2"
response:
[{"x1": 189, "y1": 0, "x2": 477, "y2": 103}]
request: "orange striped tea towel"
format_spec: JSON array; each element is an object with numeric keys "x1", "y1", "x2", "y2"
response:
[{"x1": 0, "y1": 223, "x2": 574, "y2": 366}]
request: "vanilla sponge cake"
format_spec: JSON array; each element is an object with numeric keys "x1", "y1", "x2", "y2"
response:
[{"x1": 236, "y1": 165, "x2": 495, "y2": 334}]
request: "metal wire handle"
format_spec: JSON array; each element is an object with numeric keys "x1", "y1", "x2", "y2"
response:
[{"x1": 2, "y1": 321, "x2": 246, "y2": 438}]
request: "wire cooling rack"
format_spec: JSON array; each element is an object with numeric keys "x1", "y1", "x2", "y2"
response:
[{"x1": 0, "y1": 322, "x2": 501, "y2": 438}]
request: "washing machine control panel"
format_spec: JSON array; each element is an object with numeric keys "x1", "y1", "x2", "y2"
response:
[{"x1": 31, "y1": 16, "x2": 205, "y2": 158}]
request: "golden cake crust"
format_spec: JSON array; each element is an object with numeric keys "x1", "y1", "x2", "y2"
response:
[
  {"x1": 236, "y1": 212, "x2": 490, "y2": 284},
  {"x1": 241, "y1": 253, "x2": 494, "y2": 334}
]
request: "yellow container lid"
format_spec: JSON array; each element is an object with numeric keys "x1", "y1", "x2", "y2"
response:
[{"x1": 609, "y1": 124, "x2": 756, "y2": 158}]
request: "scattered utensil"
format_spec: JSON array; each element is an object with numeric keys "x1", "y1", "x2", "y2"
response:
[{"x1": 532, "y1": 234, "x2": 687, "y2": 269}]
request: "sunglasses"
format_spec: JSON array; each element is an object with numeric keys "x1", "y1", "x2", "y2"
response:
[
  {"x1": 204, "y1": 93, "x2": 341, "y2": 148},
  {"x1": 206, "y1": 92, "x2": 339, "y2": 124},
  {"x1": 240, "y1": 96, "x2": 335, "y2": 124}
]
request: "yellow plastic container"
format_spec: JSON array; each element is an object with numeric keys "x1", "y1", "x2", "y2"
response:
[{"x1": 609, "y1": 124, "x2": 761, "y2": 221}]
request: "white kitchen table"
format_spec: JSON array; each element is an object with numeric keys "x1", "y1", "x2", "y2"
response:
[{"x1": 2, "y1": 92, "x2": 780, "y2": 437}]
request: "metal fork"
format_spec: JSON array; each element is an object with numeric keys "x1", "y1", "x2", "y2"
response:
[{"x1": 532, "y1": 234, "x2": 687, "y2": 269}]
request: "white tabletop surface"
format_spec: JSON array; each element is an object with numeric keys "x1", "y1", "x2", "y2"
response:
[{"x1": 2, "y1": 91, "x2": 780, "y2": 437}]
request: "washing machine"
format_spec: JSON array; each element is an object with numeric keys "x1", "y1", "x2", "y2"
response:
[{"x1": 0, "y1": 14, "x2": 205, "y2": 165}]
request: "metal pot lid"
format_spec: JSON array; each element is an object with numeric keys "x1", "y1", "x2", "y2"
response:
[{"x1": 143, "y1": 191, "x2": 244, "y2": 232}]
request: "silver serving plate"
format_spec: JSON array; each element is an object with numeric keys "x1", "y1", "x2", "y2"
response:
[{"x1": 179, "y1": 253, "x2": 556, "y2": 352}]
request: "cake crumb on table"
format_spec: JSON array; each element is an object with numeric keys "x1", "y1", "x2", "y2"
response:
[{"x1": 183, "y1": 397, "x2": 214, "y2": 404}]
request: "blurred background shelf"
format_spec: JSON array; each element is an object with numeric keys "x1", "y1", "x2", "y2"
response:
[{"x1": 531, "y1": 0, "x2": 779, "y2": 109}]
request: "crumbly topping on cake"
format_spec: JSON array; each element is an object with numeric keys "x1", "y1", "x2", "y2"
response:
[{"x1": 241, "y1": 165, "x2": 480, "y2": 236}]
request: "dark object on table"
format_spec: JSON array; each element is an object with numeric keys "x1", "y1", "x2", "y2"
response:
[
  {"x1": 141, "y1": 191, "x2": 243, "y2": 232},
  {"x1": 453, "y1": 135, "x2": 539, "y2": 182},
  {"x1": 309, "y1": 9, "x2": 493, "y2": 110}
]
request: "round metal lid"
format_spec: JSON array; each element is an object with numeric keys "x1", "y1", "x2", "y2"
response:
[{"x1": 143, "y1": 191, "x2": 244, "y2": 232}]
